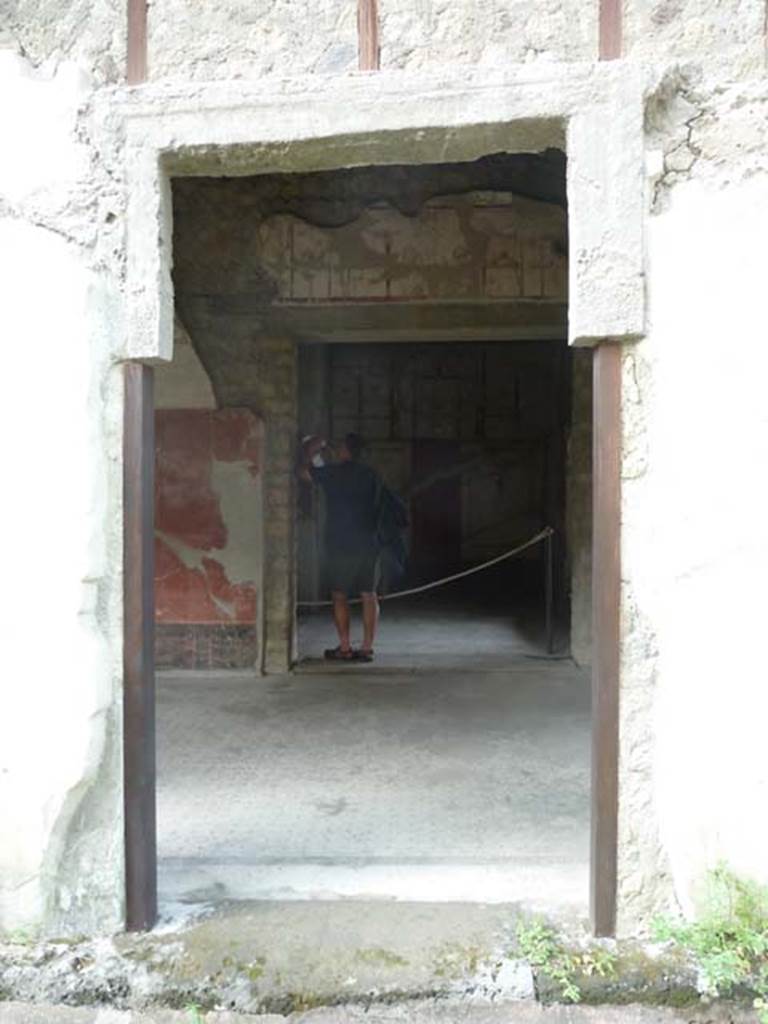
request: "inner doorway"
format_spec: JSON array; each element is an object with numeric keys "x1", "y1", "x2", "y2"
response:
[{"x1": 296, "y1": 339, "x2": 572, "y2": 669}]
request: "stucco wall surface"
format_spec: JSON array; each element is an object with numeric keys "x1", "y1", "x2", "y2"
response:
[
  {"x1": 145, "y1": 0, "x2": 596, "y2": 82},
  {"x1": 379, "y1": 0, "x2": 597, "y2": 70},
  {"x1": 147, "y1": 0, "x2": 357, "y2": 81},
  {"x1": 0, "y1": 0, "x2": 125, "y2": 83},
  {"x1": 624, "y1": 0, "x2": 767, "y2": 81},
  {"x1": 144, "y1": 0, "x2": 764, "y2": 83},
  {"x1": 0, "y1": 52, "x2": 125, "y2": 936},
  {"x1": 4, "y1": 0, "x2": 766, "y2": 88},
  {"x1": 617, "y1": 78, "x2": 768, "y2": 933}
]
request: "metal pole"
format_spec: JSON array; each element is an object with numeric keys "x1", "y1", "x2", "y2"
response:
[{"x1": 545, "y1": 529, "x2": 555, "y2": 655}]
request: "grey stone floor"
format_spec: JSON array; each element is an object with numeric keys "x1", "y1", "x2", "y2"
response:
[
  {"x1": 296, "y1": 587, "x2": 565, "y2": 669},
  {"x1": 157, "y1": 594, "x2": 588, "y2": 916}
]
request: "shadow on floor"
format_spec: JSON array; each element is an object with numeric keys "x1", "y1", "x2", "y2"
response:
[{"x1": 297, "y1": 567, "x2": 570, "y2": 671}]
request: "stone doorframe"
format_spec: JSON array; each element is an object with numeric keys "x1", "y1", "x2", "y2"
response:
[{"x1": 114, "y1": 61, "x2": 646, "y2": 936}]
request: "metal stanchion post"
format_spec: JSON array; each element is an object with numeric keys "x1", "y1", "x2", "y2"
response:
[{"x1": 545, "y1": 529, "x2": 555, "y2": 655}]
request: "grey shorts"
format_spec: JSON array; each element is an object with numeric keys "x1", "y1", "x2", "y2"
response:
[{"x1": 325, "y1": 545, "x2": 380, "y2": 597}]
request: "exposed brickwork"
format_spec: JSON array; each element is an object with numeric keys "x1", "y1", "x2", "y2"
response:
[{"x1": 155, "y1": 624, "x2": 258, "y2": 669}]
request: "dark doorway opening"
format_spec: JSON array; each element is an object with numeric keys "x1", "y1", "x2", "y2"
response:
[{"x1": 296, "y1": 339, "x2": 573, "y2": 668}]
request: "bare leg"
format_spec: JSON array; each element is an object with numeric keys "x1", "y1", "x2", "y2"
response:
[
  {"x1": 360, "y1": 592, "x2": 379, "y2": 653},
  {"x1": 331, "y1": 591, "x2": 352, "y2": 652}
]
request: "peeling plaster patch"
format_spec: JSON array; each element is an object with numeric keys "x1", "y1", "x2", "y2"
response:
[
  {"x1": 645, "y1": 68, "x2": 708, "y2": 212},
  {"x1": 647, "y1": 73, "x2": 768, "y2": 211},
  {"x1": 171, "y1": 156, "x2": 568, "y2": 303},
  {"x1": 155, "y1": 539, "x2": 256, "y2": 624},
  {"x1": 210, "y1": 459, "x2": 262, "y2": 588}
]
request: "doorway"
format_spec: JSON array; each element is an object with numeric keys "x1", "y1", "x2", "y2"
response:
[{"x1": 121, "y1": 142, "x2": 618, "y2": 937}]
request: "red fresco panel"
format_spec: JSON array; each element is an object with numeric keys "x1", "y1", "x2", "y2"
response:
[{"x1": 154, "y1": 409, "x2": 260, "y2": 625}]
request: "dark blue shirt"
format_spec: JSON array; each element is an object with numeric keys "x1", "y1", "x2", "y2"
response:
[{"x1": 311, "y1": 461, "x2": 380, "y2": 553}]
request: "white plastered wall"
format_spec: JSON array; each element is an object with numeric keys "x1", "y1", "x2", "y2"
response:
[
  {"x1": 0, "y1": 53, "x2": 125, "y2": 935},
  {"x1": 618, "y1": 80, "x2": 768, "y2": 929}
]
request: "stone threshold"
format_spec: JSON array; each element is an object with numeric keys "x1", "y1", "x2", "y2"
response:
[
  {"x1": 0, "y1": 901, "x2": 754, "y2": 1020},
  {"x1": 0, "y1": 998, "x2": 758, "y2": 1023}
]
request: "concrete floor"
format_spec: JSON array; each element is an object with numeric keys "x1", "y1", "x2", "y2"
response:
[
  {"x1": 297, "y1": 580, "x2": 567, "y2": 669},
  {"x1": 157, "y1": 599, "x2": 589, "y2": 917}
]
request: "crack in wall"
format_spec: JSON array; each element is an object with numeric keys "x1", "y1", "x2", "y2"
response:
[{"x1": 645, "y1": 67, "x2": 708, "y2": 212}]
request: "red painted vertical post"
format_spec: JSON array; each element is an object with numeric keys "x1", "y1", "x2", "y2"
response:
[
  {"x1": 127, "y1": 0, "x2": 148, "y2": 84},
  {"x1": 590, "y1": 344, "x2": 622, "y2": 937},
  {"x1": 599, "y1": 0, "x2": 622, "y2": 61},
  {"x1": 124, "y1": 362, "x2": 157, "y2": 931},
  {"x1": 125, "y1": 0, "x2": 153, "y2": 932},
  {"x1": 357, "y1": 0, "x2": 380, "y2": 70},
  {"x1": 590, "y1": 0, "x2": 623, "y2": 940}
]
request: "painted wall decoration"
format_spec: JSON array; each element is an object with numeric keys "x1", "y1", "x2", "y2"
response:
[{"x1": 154, "y1": 407, "x2": 262, "y2": 667}]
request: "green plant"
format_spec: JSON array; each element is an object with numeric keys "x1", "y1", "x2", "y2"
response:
[
  {"x1": 653, "y1": 864, "x2": 768, "y2": 1023},
  {"x1": 186, "y1": 1005, "x2": 205, "y2": 1024},
  {"x1": 515, "y1": 918, "x2": 616, "y2": 1003}
]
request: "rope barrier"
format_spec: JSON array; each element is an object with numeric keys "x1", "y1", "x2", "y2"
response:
[{"x1": 296, "y1": 526, "x2": 554, "y2": 608}]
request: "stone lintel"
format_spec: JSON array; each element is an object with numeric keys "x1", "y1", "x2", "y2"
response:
[{"x1": 114, "y1": 62, "x2": 647, "y2": 363}]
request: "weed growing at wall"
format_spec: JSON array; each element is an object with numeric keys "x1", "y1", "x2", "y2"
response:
[
  {"x1": 653, "y1": 864, "x2": 768, "y2": 1022},
  {"x1": 515, "y1": 918, "x2": 617, "y2": 1003}
]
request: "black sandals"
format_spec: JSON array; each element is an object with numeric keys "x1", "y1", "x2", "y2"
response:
[{"x1": 324, "y1": 646, "x2": 355, "y2": 661}]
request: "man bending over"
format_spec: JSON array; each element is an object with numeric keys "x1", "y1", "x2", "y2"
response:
[{"x1": 299, "y1": 433, "x2": 382, "y2": 662}]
